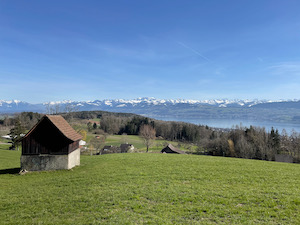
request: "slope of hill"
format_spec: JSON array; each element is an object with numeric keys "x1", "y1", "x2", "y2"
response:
[{"x1": 1, "y1": 150, "x2": 299, "y2": 224}]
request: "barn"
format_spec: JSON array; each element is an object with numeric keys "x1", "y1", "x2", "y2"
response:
[
  {"x1": 161, "y1": 144, "x2": 186, "y2": 154},
  {"x1": 21, "y1": 115, "x2": 82, "y2": 171}
]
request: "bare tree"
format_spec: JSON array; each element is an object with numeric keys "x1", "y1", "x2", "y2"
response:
[
  {"x1": 64, "y1": 102, "x2": 79, "y2": 122},
  {"x1": 45, "y1": 102, "x2": 61, "y2": 115},
  {"x1": 54, "y1": 103, "x2": 60, "y2": 115},
  {"x1": 139, "y1": 124, "x2": 156, "y2": 152},
  {"x1": 121, "y1": 133, "x2": 128, "y2": 144},
  {"x1": 89, "y1": 136, "x2": 106, "y2": 155}
]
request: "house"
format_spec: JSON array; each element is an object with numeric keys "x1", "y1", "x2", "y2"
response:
[
  {"x1": 100, "y1": 145, "x2": 119, "y2": 154},
  {"x1": 21, "y1": 115, "x2": 82, "y2": 171},
  {"x1": 161, "y1": 144, "x2": 186, "y2": 154},
  {"x1": 79, "y1": 140, "x2": 86, "y2": 147},
  {"x1": 120, "y1": 144, "x2": 134, "y2": 153}
]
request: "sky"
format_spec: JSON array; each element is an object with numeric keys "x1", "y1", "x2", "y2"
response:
[{"x1": 0, "y1": 0, "x2": 300, "y2": 103}]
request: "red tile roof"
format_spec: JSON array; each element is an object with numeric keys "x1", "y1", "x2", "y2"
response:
[
  {"x1": 46, "y1": 115, "x2": 82, "y2": 141},
  {"x1": 24, "y1": 115, "x2": 82, "y2": 142}
]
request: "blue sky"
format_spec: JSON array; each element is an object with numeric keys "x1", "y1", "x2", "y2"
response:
[{"x1": 0, "y1": 0, "x2": 300, "y2": 103}]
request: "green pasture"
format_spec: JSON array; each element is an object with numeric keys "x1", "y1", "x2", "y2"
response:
[
  {"x1": 0, "y1": 148, "x2": 299, "y2": 224},
  {"x1": 0, "y1": 143, "x2": 10, "y2": 151}
]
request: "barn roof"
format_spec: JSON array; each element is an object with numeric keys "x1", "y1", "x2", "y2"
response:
[
  {"x1": 163, "y1": 144, "x2": 186, "y2": 154},
  {"x1": 24, "y1": 115, "x2": 82, "y2": 142}
]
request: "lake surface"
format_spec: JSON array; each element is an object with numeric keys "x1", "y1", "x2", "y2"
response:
[{"x1": 151, "y1": 116, "x2": 300, "y2": 134}]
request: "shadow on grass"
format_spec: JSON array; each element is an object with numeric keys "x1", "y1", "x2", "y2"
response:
[{"x1": 0, "y1": 167, "x2": 20, "y2": 175}]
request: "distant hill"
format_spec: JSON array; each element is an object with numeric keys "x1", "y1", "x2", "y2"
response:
[{"x1": 1, "y1": 98, "x2": 300, "y2": 124}]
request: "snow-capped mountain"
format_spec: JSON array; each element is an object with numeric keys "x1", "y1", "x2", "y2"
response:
[
  {"x1": 42, "y1": 97, "x2": 288, "y2": 109},
  {"x1": 0, "y1": 97, "x2": 298, "y2": 113},
  {"x1": 1, "y1": 97, "x2": 300, "y2": 124},
  {"x1": 0, "y1": 100, "x2": 43, "y2": 112}
]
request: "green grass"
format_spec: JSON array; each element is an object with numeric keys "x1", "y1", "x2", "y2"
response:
[
  {"x1": 1, "y1": 150, "x2": 299, "y2": 224},
  {"x1": 0, "y1": 143, "x2": 10, "y2": 151}
]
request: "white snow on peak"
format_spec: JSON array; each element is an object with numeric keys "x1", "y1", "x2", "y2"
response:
[
  {"x1": 116, "y1": 104, "x2": 127, "y2": 107},
  {"x1": 0, "y1": 100, "x2": 23, "y2": 105},
  {"x1": 104, "y1": 100, "x2": 112, "y2": 106}
]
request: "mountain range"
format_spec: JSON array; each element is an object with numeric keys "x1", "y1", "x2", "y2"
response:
[{"x1": 1, "y1": 98, "x2": 300, "y2": 124}]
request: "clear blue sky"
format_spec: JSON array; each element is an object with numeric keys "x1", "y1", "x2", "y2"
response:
[{"x1": 0, "y1": 0, "x2": 300, "y2": 103}]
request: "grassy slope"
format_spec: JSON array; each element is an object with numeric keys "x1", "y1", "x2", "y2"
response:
[{"x1": 0, "y1": 149, "x2": 300, "y2": 224}]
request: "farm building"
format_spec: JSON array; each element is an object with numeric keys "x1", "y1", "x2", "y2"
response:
[
  {"x1": 161, "y1": 144, "x2": 186, "y2": 154},
  {"x1": 21, "y1": 115, "x2": 82, "y2": 171},
  {"x1": 100, "y1": 145, "x2": 119, "y2": 154},
  {"x1": 120, "y1": 144, "x2": 134, "y2": 153}
]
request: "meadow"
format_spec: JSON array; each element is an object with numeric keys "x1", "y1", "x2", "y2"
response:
[{"x1": 1, "y1": 148, "x2": 299, "y2": 224}]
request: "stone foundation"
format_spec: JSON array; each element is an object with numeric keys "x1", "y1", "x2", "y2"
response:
[{"x1": 20, "y1": 148, "x2": 80, "y2": 171}]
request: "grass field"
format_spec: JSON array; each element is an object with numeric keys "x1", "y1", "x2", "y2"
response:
[
  {"x1": 0, "y1": 143, "x2": 10, "y2": 151},
  {"x1": 0, "y1": 149, "x2": 300, "y2": 224}
]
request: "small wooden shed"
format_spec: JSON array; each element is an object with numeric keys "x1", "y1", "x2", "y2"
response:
[
  {"x1": 21, "y1": 115, "x2": 82, "y2": 171},
  {"x1": 161, "y1": 144, "x2": 186, "y2": 154}
]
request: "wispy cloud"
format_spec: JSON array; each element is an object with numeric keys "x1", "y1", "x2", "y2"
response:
[
  {"x1": 267, "y1": 62, "x2": 300, "y2": 77},
  {"x1": 176, "y1": 41, "x2": 210, "y2": 62}
]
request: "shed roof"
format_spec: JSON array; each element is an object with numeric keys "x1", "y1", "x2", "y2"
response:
[
  {"x1": 162, "y1": 144, "x2": 186, "y2": 154},
  {"x1": 24, "y1": 115, "x2": 82, "y2": 142}
]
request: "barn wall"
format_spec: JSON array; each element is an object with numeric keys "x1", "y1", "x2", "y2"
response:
[
  {"x1": 20, "y1": 150, "x2": 80, "y2": 171},
  {"x1": 68, "y1": 141, "x2": 80, "y2": 154},
  {"x1": 68, "y1": 148, "x2": 80, "y2": 169},
  {"x1": 22, "y1": 118, "x2": 71, "y2": 155}
]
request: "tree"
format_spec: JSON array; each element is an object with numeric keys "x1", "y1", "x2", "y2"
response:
[
  {"x1": 87, "y1": 122, "x2": 93, "y2": 132},
  {"x1": 78, "y1": 129, "x2": 87, "y2": 141},
  {"x1": 9, "y1": 119, "x2": 25, "y2": 151},
  {"x1": 139, "y1": 124, "x2": 156, "y2": 152},
  {"x1": 93, "y1": 122, "x2": 97, "y2": 129},
  {"x1": 64, "y1": 103, "x2": 79, "y2": 122},
  {"x1": 89, "y1": 136, "x2": 106, "y2": 155},
  {"x1": 121, "y1": 133, "x2": 128, "y2": 144}
]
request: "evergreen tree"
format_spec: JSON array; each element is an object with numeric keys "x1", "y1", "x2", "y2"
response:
[
  {"x1": 9, "y1": 119, "x2": 25, "y2": 151},
  {"x1": 93, "y1": 122, "x2": 97, "y2": 129},
  {"x1": 87, "y1": 122, "x2": 93, "y2": 131}
]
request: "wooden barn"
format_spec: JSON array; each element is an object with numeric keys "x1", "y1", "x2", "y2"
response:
[
  {"x1": 21, "y1": 115, "x2": 82, "y2": 171},
  {"x1": 161, "y1": 144, "x2": 186, "y2": 154}
]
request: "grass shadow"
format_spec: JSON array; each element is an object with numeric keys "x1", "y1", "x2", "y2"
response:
[{"x1": 0, "y1": 167, "x2": 20, "y2": 175}]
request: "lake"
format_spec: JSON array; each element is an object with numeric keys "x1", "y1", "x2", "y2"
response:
[{"x1": 151, "y1": 116, "x2": 300, "y2": 134}]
